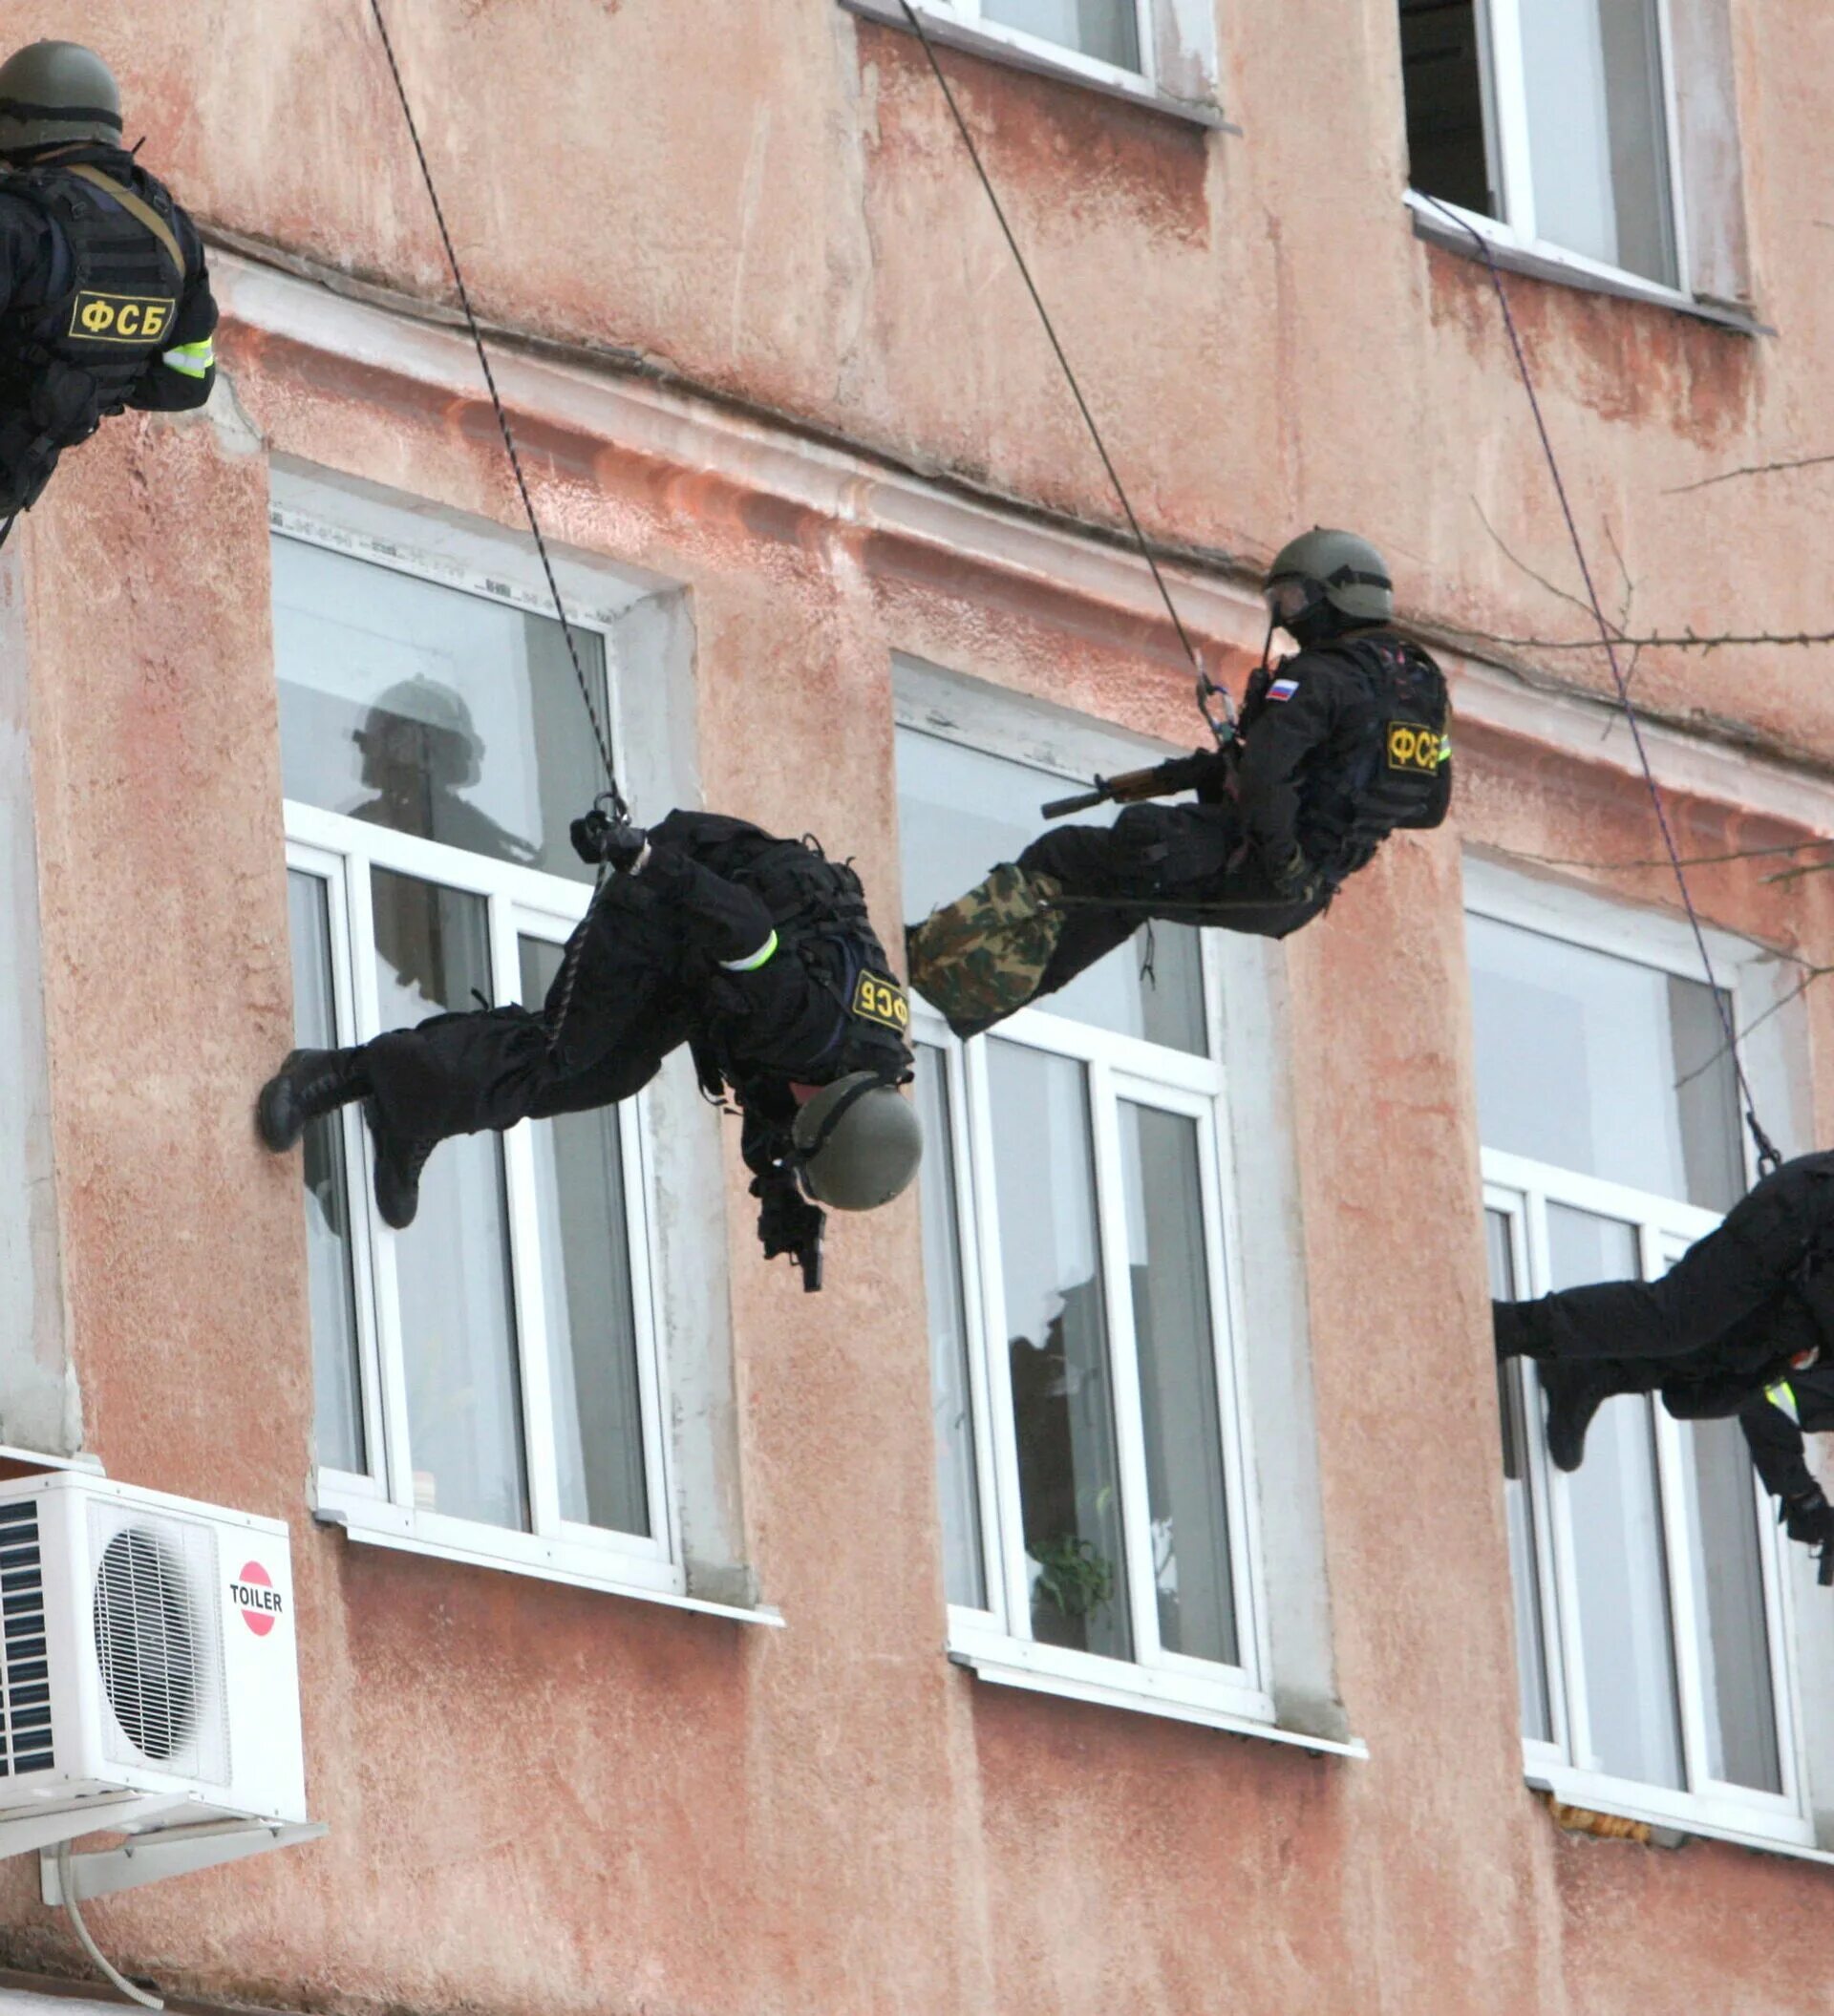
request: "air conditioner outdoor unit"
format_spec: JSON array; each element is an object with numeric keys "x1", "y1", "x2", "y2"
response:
[{"x1": 0, "y1": 1468, "x2": 324, "y2": 1902}]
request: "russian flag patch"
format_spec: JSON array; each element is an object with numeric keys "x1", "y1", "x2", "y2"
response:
[{"x1": 1268, "y1": 677, "x2": 1299, "y2": 702}]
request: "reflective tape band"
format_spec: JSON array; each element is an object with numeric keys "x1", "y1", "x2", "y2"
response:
[
  {"x1": 162, "y1": 338, "x2": 214, "y2": 378},
  {"x1": 721, "y1": 928, "x2": 778, "y2": 973},
  {"x1": 1438, "y1": 735, "x2": 1453, "y2": 762},
  {"x1": 1767, "y1": 1381, "x2": 1801, "y2": 1426}
]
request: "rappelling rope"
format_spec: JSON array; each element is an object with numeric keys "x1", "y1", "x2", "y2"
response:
[
  {"x1": 1423, "y1": 196, "x2": 1781, "y2": 1176},
  {"x1": 368, "y1": 0, "x2": 622, "y2": 1049},
  {"x1": 894, "y1": 0, "x2": 1234, "y2": 746}
]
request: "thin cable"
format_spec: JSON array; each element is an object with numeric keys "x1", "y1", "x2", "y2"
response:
[
  {"x1": 894, "y1": 1, "x2": 1234, "y2": 742},
  {"x1": 1424, "y1": 196, "x2": 1781, "y2": 1174},
  {"x1": 368, "y1": 0, "x2": 625, "y2": 817},
  {"x1": 57, "y1": 1842, "x2": 163, "y2": 2011}
]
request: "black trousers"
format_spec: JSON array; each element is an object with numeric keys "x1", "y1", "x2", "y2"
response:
[
  {"x1": 363, "y1": 891, "x2": 697, "y2": 1149},
  {"x1": 1017, "y1": 803, "x2": 1330, "y2": 1005},
  {"x1": 1492, "y1": 1157, "x2": 1834, "y2": 1401}
]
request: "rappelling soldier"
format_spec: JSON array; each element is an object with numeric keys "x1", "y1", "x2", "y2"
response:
[
  {"x1": 0, "y1": 41, "x2": 217, "y2": 536},
  {"x1": 1494, "y1": 1149, "x2": 1834, "y2": 1566},
  {"x1": 257, "y1": 808, "x2": 924, "y2": 1291},
  {"x1": 904, "y1": 530, "x2": 1453, "y2": 1038}
]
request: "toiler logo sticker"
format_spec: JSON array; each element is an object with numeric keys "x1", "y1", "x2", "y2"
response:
[
  {"x1": 229, "y1": 1560, "x2": 283, "y2": 1637},
  {"x1": 851, "y1": 971, "x2": 910, "y2": 1032},
  {"x1": 1386, "y1": 722, "x2": 1443, "y2": 775},
  {"x1": 68, "y1": 290, "x2": 175, "y2": 343}
]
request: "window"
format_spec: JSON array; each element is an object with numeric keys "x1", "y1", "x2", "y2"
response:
[
  {"x1": 901, "y1": 704, "x2": 1277, "y2": 1732},
  {"x1": 273, "y1": 504, "x2": 680, "y2": 1599},
  {"x1": 907, "y1": 0, "x2": 1147, "y2": 80},
  {"x1": 1400, "y1": 0, "x2": 1686, "y2": 288},
  {"x1": 1471, "y1": 872, "x2": 1810, "y2": 1846}
]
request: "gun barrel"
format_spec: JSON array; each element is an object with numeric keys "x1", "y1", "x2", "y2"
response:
[
  {"x1": 1820, "y1": 1541, "x2": 1834, "y2": 1588},
  {"x1": 1042, "y1": 786, "x2": 1109, "y2": 819}
]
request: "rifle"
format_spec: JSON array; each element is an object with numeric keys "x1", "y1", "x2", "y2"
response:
[
  {"x1": 1821, "y1": 1536, "x2": 1834, "y2": 1588},
  {"x1": 1041, "y1": 747, "x2": 1232, "y2": 820}
]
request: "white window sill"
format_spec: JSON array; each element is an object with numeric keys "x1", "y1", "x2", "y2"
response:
[
  {"x1": 839, "y1": 0, "x2": 1236, "y2": 134},
  {"x1": 313, "y1": 1492, "x2": 783, "y2": 1628},
  {"x1": 1406, "y1": 191, "x2": 1769, "y2": 335},
  {"x1": 1526, "y1": 1761, "x2": 1828, "y2": 1866},
  {"x1": 949, "y1": 1634, "x2": 1366, "y2": 1759}
]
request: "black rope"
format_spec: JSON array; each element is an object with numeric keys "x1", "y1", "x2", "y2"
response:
[
  {"x1": 368, "y1": 0, "x2": 625, "y2": 817},
  {"x1": 893, "y1": 1, "x2": 1234, "y2": 745},
  {"x1": 1423, "y1": 197, "x2": 1781, "y2": 1177}
]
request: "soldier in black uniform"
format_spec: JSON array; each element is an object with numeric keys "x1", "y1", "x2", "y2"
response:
[
  {"x1": 1495, "y1": 1153, "x2": 1834, "y2": 1565},
  {"x1": 905, "y1": 530, "x2": 1453, "y2": 1039},
  {"x1": 0, "y1": 41, "x2": 217, "y2": 536},
  {"x1": 257, "y1": 809, "x2": 924, "y2": 1290}
]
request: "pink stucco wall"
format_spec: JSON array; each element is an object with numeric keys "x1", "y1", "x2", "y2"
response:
[{"x1": 1, "y1": 4, "x2": 1832, "y2": 2013}]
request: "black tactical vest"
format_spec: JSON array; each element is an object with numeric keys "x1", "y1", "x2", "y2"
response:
[
  {"x1": 0, "y1": 161, "x2": 186, "y2": 514},
  {"x1": 1289, "y1": 633, "x2": 1451, "y2": 880}
]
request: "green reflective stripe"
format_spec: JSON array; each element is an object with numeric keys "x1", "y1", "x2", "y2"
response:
[
  {"x1": 1767, "y1": 1381, "x2": 1801, "y2": 1425},
  {"x1": 162, "y1": 338, "x2": 214, "y2": 378},
  {"x1": 721, "y1": 928, "x2": 778, "y2": 973},
  {"x1": 1438, "y1": 735, "x2": 1453, "y2": 764}
]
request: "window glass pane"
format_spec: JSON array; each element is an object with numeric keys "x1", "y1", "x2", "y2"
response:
[
  {"x1": 1120, "y1": 1103, "x2": 1236, "y2": 1665},
  {"x1": 984, "y1": 0, "x2": 1141, "y2": 70},
  {"x1": 1399, "y1": 0, "x2": 1499, "y2": 218},
  {"x1": 1548, "y1": 1204, "x2": 1685, "y2": 1789},
  {"x1": 1519, "y1": 0, "x2": 1676, "y2": 283},
  {"x1": 1488, "y1": 1207, "x2": 1551, "y2": 1743},
  {"x1": 896, "y1": 727, "x2": 1205, "y2": 1053},
  {"x1": 988, "y1": 1042, "x2": 1131, "y2": 1659},
  {"x1": 520, "y1": 939, "x2": 650, "y2": 1537},
  {"x1": 273, "y1": 537, "x2": 609, "y2": 886},
  {"x1": 1682, "y1": 1412, "x2": 1781, "y2": 1793},
  {"x1": 916, "y1": 1046, "x2": 987, "y2": 1609},
  {"x1": 286, "y1": 870, "x2": 366, "y2": 1475},
  {"x1": 373, "y1": 868, "x2": 529, "y2": 1531},
  {"x1": 1468, "y1": 915, "x2": 1741, "y2": 1210}
]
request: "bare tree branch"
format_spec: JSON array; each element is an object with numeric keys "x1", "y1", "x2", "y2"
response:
[
  {"x1": 1512, "y1": 839, "x2": 1834, "y2": 875},
  {"x1": 1666, "y1": 451, "x2": 1834, "y2": 497},
  {"x1": 1439, "y1": 623, "x2": 1834, "y2": 653},
  {"x1": 1674, "y1": 964, "x2": 1834, "y2": 1093},
  {"x1": 1470, "y1": 494, "x2": 1618, "y2": 633}
]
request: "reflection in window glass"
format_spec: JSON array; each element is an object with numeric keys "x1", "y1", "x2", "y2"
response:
[
  {"x1": 1684, "y1": 1412, "x2": 1781, "y2": 1793},
  {"x1": 1487, "y1": 1208, "x2": 1550, "y2": 1743},
  {"x1": 985, "y1": 0, "x2": 1141, "y2": 70},
  {"x1": 287, "y1": 870, "x2": 365, "y2": 1474},
  {"x1": 916, "y1": 1047, "x2": 986, "y2": 1609},
  {"x1": 1121, "y1": 1104, "x2": 1235, "y2": 1664},
  {"x1": 373, "y1": 868, "x2": 528, "y2": 1532},
  {"x1": 520, "y1": 940, "x2": 649, "y2": 1537},
  {"x1": 896, "y1": 727, "x2": 1205, "y2": 1053},
  {"x1": 989, "y1": 1042, "x2": 1131, "y2": 1659},
  {"x1": 273, "y1": 538, "x2": 610, "y2": 886},
  {"x1": 1468, "y1": 915, "x2": 1742, "y2": 1211},
  {"x1": 1518, "y1": 0, "x2": 1675, "y2": 285}
]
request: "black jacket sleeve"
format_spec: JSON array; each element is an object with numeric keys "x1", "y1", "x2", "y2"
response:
[
  {"x1": 1233, "y1": 660, "x2": 1341, "y2": 864},
  {"x1": 126, "y1": 227, "x2": 217, "y2": 413},
  {"x1": 1739, "y1": 1391, "x2": 1818, "y2": 1506},
  {"x1": 641, "y1": 844, "x2": 778, "y2": 967}
]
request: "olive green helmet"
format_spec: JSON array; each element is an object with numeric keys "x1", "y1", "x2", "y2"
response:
[
  {"x1": 793, "y1": 1072, "x2": 924, "y2": 1211},
  {"x1": 1264, "y1": 528, "x2": 1394, "y2": 629},
  {"x1": 0, "y1": 42, "x2": 121, "y2": 154}
]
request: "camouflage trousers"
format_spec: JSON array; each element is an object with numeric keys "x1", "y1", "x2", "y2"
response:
[{"x1": 905, "y1": 862, "x2": 1068, "y2": 1040}]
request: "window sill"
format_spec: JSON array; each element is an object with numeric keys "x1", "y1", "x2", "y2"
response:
[
  {"x1": 1407, "y1": 192, "x2": 1770, "y2": 336},
  {"x1": 1526, "y1": 1762, "x2": 1828, "y2": 1866},
  {"x1": 950, "y1": 1638, "x2": 1366, "y2": 1758},
  {"x1": 839, "y1": 0, "x2": 1238, "y2": 134},
  {"x1": 313, "y1": 1495, "x2": 783, "y2": 1627}
]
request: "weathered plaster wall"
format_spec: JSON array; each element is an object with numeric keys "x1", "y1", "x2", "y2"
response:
[{"x1": 1, "y1": 3, "x2": 1832, "y2": 2014}]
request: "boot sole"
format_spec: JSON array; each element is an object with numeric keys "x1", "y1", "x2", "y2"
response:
[{"x1": 255, "y1": 1050, "x2": 310, "y2": 1154}]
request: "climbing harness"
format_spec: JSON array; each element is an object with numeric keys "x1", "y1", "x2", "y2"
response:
[
  {"x1": 1421, "y1": 195, "x2": 1782, "y2": 1178},
  {"x1": 893, "y1": 0, "x2": 1235, "y2": 750},
  {"x1": 368, "y1": 0, "x2": 627, "y2": 1050}
]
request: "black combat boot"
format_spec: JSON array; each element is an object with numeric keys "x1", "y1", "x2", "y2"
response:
[
  {"x1": 257, "y1": 1048, "x2": 370, "y2": 1154},
  {"x1": 364, "y1": 1101, "x2": 437, "y2": 1231},
  {"x1": 1541, "y1": 1362, "x2": 1618, "y2": 1473}
]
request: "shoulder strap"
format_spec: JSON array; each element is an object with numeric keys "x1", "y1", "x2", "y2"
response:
[{"x1": 62, "y1": 164, "x2": 184, "y2": 283}]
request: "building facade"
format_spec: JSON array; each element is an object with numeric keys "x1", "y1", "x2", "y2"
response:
[{"x1": 2, "y1": 2, "x2": 1833, "y2": 2012}]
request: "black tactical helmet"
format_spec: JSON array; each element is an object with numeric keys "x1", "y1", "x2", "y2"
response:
[
  {"x1": 1264, "y1": 528, "x2": 1394, "y2": 634},
  {"x1": 0, "y1": 42, "x2": 121, "y2": 156},
  {"x1": 793, "y1": 1073, "x2": 924, "y2": 1211}
]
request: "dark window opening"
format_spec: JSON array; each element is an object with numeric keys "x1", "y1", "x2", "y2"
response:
[{"x1": 1399, "y1": 0, "x2": 1497, "y2": 221}]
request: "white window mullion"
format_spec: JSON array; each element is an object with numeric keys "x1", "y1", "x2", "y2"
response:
[
  {"x1": 963, "y1": 1032, "x2": 1034, "y2": 1641},
  {"x1": 1753, "y1": 1457, "x2": 1805, "y2": 1815},
  {"x1": 1653, "y1": 0, "x2": 1692, "y2": 289},
  {"x1": 619, "y1": 1093, "x2": 676, "y2": 1563},
  {"x1": 1483, "y1": 0, "x2": 1538, "y2": 245},
  {"x1": 1652, "y1": 1400, "x2": 1714, "y2": 1796},
  {"x1": 1086, "y1": 1058, "x2": 1164, "y2": 1670}
]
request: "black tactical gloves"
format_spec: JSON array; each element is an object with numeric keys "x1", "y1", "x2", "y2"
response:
[
  {"x1": 1267, "y1": 840, "x2": 1321, "y2": 903},
  {"x1": 570, "y1": 809, "x2": 649, "y2": 873},
  {"x1": 1782, "y1": 1485, "x2": 1834, "y2": 1551},
  {"x1": 751, "y1": 1170, "x2": 825, "y2": 1293}
]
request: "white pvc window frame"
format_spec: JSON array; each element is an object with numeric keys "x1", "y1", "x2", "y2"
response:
[
  {"x1": 905, "y1": 0, "x2": 1156, "y2": 91},
  {"x1": 276, "y1": 510, "x2": 683, "y2": 1605},
  {"x1": 1406, "y1": 0, "x2": 1696, "y2": 307}
]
